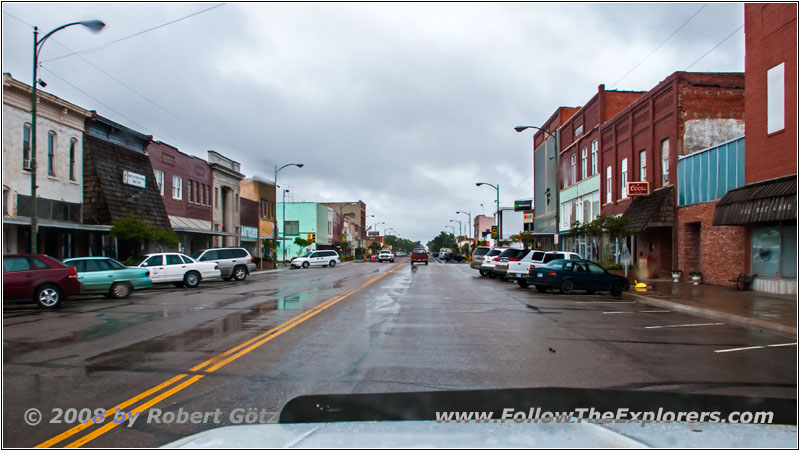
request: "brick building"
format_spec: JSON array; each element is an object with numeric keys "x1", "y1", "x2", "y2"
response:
[
  {"x1": 82, "y1": 115, "x2": 172, "y2": 260},
  {"x1": 529, "y1": 106, "x2": 579, "y2": 250},
  {"x1": 240, "y1": 176, "x2": 277, "y2": 267},
  {"x1": 712, "y1": 4, "x2": 797, "y2": 294},
  {"x1": 147, "y1": 141, "x2": 215, "y2": 255},
  {"x1": 557, "y1": 85, "x2": 643, "y2": 260},
  {"x1": 600, "y1": 72, "x2": 745, "y2": 279}
]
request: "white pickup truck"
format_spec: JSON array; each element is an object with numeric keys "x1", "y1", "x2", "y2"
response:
[
  {"x1": 377, "y1": 250, "x2": 395, "y2": 263},
  {"x1": 507, "y1": 250, "x2": 583, "y2": 286}
]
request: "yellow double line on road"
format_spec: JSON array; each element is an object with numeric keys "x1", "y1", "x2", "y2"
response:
[{"x1": 36, "y1": 264, "x2": 403, "y2": 448}]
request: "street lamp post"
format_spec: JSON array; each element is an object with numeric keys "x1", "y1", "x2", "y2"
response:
[
  {"x1": 273, "y1": 163, "x2": 303, "y2": 268},
  {"x1": 456, "y1": 211, "x2": 471, "y2": 239},
  {"x1": 449, "y1": 219, "x2": 462, "y2": 237},
  {"x1": 476, "y1": 182, "x2": 500, "y2": 244},
  {"x1": 29, "y1": 20, "x2": 105, "y2": 253}
]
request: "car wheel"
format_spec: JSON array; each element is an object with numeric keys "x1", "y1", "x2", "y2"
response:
[
  {"x1": 329, "y1": 260, "x2": 336, "y2": 268},
  {"x1": 518, "y1": 280, "x2": 529, "y2": 289},
  {"x1": 109, "y1": 282, "x2": 132, "y2": 299},
  {"x1": 184, "y1": 271, "x2": 201, "y2": 288},
  {"x1": 391, "y1": 259, "x2": 394, "y2": 263},
  {"x1": 559, "y1": 279, "x2": 574, "y2": 294},
  {"x1": 479, "y1": 270, "x2": 486, "y2": 276},
  {"x1": 488, "y1": 273, "x2": 496, "y2": 279},
  {"x1": 424, "y1": 261, "x2": 428, "y2": 265},
  {"x1": 499, "y1": 275, "x2": 507, "y2": 281},
  {"x1": 535, "y1": 285, "x2": 548, "y2": 293},
  {"x1": 611, "y1": 281, "x2": 624, "y2": 297},
  {"x1": 35, "y1": 284, "x2": 62, "y2": 309},
  {"x1": 232, "y1": 265, "x2": 248, "y2": 281},
  {"x1": 302, "y1": 262, "x2": 309, "y2": 269}
]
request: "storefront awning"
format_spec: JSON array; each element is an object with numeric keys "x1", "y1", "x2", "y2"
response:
[
  {"x1": 3, "y1": 216, "x2": 112, "y2": 231},
  {"x1": 621, "y1": 186, "x2": 674, "y2": 232},
  {"x1": 713, "y1": 174, "x2": 796, "y2": 226}
]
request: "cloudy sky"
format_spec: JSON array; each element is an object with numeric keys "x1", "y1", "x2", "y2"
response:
[{"x1": 2, "y1": 2, "x2": 746, "y2": 243}]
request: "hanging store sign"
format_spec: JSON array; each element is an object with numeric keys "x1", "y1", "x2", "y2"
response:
[
  {"x1": 627, "y1": 181, "x2": 650, "y2": 196},
  {"x1": 514, "y1": 199, "x2": 533, "y2": 211}
]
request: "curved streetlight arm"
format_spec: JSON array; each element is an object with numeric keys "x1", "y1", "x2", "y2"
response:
[
  {"x1": 514, "y1": 125, "x2": 555, "y2": 140},
  {"x1": 36, "y1": 21, "x2": 105, "y2": 56}
]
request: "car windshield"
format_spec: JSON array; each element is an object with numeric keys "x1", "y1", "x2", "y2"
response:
[{"x1": 4, "y1": 3, "x2": 794, "y2": 449}]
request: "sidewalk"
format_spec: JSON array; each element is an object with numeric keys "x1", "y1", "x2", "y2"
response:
[{"x1": 623, "y1": 280, "x2": 797, "y2": 338}]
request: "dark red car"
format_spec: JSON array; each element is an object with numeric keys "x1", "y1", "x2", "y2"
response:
[
  {"x1": 410, "y1": 248, "x2": 428, "y2": 265},
  {"x1": 3, "y1": 254, "x2": 83, "y2": 309}
]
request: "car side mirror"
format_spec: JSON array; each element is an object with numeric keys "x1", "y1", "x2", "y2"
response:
[{"x1": 142, "y1": 262, "x2": 148, "y2": 267}]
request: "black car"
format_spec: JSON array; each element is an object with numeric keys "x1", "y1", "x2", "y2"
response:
[
  {"x1": 523, "y1": 259, "x2": 630, "y2": 296},
  {"x1": 443, "y1": 252, "x2": 466, "y2": 262}
]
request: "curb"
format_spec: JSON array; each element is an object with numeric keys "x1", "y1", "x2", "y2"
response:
[{"x1": 623, "y1": 291, "x2": 797, "y2": 338}]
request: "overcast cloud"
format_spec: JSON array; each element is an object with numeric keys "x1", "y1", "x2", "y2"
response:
[{"x1": 1, "y1": 2, "x2": 746, "y2": 243}]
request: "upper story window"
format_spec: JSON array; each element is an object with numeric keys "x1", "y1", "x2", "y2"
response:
[
  {"x1": 154, "y1": 170, "x2": 165, "y2": 196},
  {"x1": 661, "y1": 139, "x2": 670, "y2": 186},
  {"x1": 214, "y1": 187, "x2": 219, "y2": 208},
  {"x1": 188, "y1": 179, "x2": 194, "y2": 203},
  {"x1": 767, "y1": 62, "x2": 785, "y2": 134},
  {"x1": 620, "y1": 158, "x2": 628, "y2": 199},
  {"x1": 172, "y1": 175, "x2": 182, "y2": 200},
  {"x1": 591, "y1": 140, "x2": 598, "y2": 175},
  {"x1": 47, "y1": 131, "x2": 56, "y2": 176},
  {"x1": 69, "y1": 139, "x2": 77, "y2": 181},
  {"x1": 639, "y1": 150, "x2": 647, "y2": 181},
  {"x1": 570, "y1": 154, "x2": 576, "y2": 185},
  {"x1": 606, "y1": 166, "x2": 612, "y2": 203},
  {"x1": 581, "y1": 147, "x2": 588, "y2": 179},
  {"x1": 22, "y1": 124, "x2": 31, "y2": 169}
]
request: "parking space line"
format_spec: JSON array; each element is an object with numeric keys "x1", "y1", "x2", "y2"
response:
[
  {"x1": 714, "y1": 342, "x2": 797, "y2": 353},
  {"x1": 602, "y1": 310, "x2": 671, "y2": 314},
  {"x1": 645, "y1": 322, "x2": 725, "y2": 329}
]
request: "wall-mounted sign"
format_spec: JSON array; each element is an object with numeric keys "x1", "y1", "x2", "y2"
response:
[
  {"x1": 241, "y1": 226, "x2": 258, "y2": 240},
  {"x1": 491, "y1": 225, "x2": 498, "y2": 239},
  {"x1": 627, "y1": 181, "x2": 650, "y2": 196},
  {"x1": 514, "y1": 199, "x2": 533, "y2": 211},
  {"x1": 523, "y1": 211, "x2": 534, "y2": 223},
  {"x1": 368, "y1": 231, "x2": 380, "y2": 236},
  {"x1": 122, "y1": 170, "x2": 146, "y2": 188}
]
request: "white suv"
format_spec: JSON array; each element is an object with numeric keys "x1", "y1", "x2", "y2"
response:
[
  {"x1": 291, "y1": 250, "x2": 340, "y2": 268},
  {"x1": 136, "y1": 253, "x2": 221, "y2": 288},
  {"x1": 377, "y1": 250, "x2": 395, "y2": 263}
]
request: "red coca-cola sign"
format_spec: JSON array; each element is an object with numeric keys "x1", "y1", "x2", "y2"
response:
[{"x1": 627, "y1": 181, "x2": 649, "y2": 196}]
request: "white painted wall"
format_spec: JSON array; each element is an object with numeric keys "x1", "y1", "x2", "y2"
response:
[{"x1": 2, "y1": 103, "x2": 84, "y2": 218}]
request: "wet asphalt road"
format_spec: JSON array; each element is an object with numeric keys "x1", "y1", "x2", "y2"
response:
[{"x1": 3, "y1": 258, "x2": 796, "y2": 447}]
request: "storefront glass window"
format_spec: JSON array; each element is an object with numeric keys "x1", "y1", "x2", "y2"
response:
[
  {"x1": 751, "y1": 226, "x2": 780, "y2": 278},
  {"x1": 780, "y1": 224, "x2": 796, "y2": 278}
]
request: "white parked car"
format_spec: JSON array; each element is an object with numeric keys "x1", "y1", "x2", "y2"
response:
[
  {"x1": 136, "y1": 253, "x2": 221, "y2": 288},
  {"x1": 478, "y1": 247, "x2": 507, "y2": 277},
  {"x1": 377, "y1": 250, "x2": 395, "y2": 262},
  {"x1": 291, "y1": 250, "x2": 340, "y2": 268}
]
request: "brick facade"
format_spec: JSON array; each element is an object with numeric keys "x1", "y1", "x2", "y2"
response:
[
  {"x1": 744, "y1": 3, "x2": 797, "y2": 183},
  {"x1": 147, "y1": 141, "x2": 213, "y2": 222},
  {"x1": 677, "y1": 202, "x2": 747, "y2": 285}
]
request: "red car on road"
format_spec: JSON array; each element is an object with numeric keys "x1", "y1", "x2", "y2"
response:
[
  {"x1": 3, "y1": 254, "x2": 83, "y2": 309},
  {"x1": 410, "y1": 248, "x2": 428, "y2": 265}
]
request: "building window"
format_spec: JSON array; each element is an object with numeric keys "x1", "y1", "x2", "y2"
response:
[
  {"x1": 285, "y1": 220, "x2": 300, "y2": 235},
  {"x1": 172, "y1": 175, "x2": 182, "y2": 200},
  {"x1": 22, "y1": 123, "x2": 31, "y2": 168},
  {"x1": 621, "y1": 158, "x2": 628, "y2": 199},
  {"x1": 47, "y1": 131, "x2": 56, "y2": 176},
  {"x1": 581, "y1": 147, "x2": 588, "y2": 179},
  {"x1": 235, "y1": 193, "x2": 239, "y2": 212},
  {"x1": 639, "y1": 150, "x2": 646, "y2": 181},
  {"x1": 570, "y1": 154, "x2": 576, "y2": 185},
  {"x1": 215, "y1": 187, "x2": 219, "y2": 208},
  {"x1": 196, "y1": 181, "x2": 201, "y2": 205},
  {"x1": 591, "y1": 140, "x2": 598, "y2": 175},
  {"x1": 206, "y1": 185, "x2": 210, "y2": 206},
  {"x1": 188, "y1": 179, "x2": 193, "y2": 203},
  {"x1": 69, "y1": 139, "x2": 77, "y2": 180},
  {"x1": 606, "y1": 166, "x2": 612, "y2": 203},
  {"x1": 767, "y1": 62, "x2": 785, "y2": 134},
  {"x1": 154, "y1": 170, "x2": 165, "y2": 196},
  {"x1": 661, "y1": 139, "x2": 670, "y2": 186}
]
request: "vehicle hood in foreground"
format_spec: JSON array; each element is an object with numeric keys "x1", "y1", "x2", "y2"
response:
[{"x1": 165, "y1": 420, "x2": 796, "y2": 448}]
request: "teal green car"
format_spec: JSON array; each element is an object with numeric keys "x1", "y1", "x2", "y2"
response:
[{"x1": 62, "y1": 257, "x2": 153, "y2": 299}]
